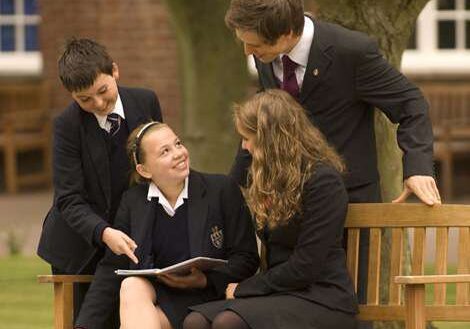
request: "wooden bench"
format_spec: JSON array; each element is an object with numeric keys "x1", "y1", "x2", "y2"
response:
[
  {"x1": 0, "y1": 108, "x2": 52, "y2": 193},
  {"x1": 0, "y1": 81, "x2": 52, "y2": 193},
  {"x1": 38, "y1": 203, "x2": 470, "y2": 329}
]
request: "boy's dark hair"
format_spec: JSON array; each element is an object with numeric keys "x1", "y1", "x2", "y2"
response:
[
  {"x1": 225, "y1": 0, "x2": 304, "y2": 45},
  {"x1": 58, "y1": 38, "x2": 114, "y2": 92}
]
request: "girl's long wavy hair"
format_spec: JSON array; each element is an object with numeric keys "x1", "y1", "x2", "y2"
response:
[{"x1": 234, "y1": 89, "x2": 345, "y2": 230}]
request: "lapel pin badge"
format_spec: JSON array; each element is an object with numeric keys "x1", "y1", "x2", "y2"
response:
[
  {"x1": 313, "y1": 68, "x2": 319, "y2": 76},
  {"x1": 210, "y1": 226, "x2": 224, "y2": 249}
]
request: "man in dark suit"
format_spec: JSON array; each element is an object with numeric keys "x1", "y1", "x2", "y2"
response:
[
  {"x1": 37, "y1": 38, "x2": 162, "y2": 326},
  {"x1": 225, "y1": 0, "x2": 440, "y2": 307},
  {"x1": 226, "y1": 0, "x2": 440, "y2": 205}
]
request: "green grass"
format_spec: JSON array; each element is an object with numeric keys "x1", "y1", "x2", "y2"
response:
[{"x1": 0, "y1": 255, "x2": 52, "y2": 329}]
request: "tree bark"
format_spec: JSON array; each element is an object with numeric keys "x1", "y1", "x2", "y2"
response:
[{"x1": 163, "y1": 0, "x2": 250, "y2": 173}]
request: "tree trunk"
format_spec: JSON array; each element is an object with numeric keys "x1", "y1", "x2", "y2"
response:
[
  {"x1": 163, "y1": 0, "x2": 250, "y2": 173},
  {"x1": 312, "y1": 1, "x2": 430, "y2": 328}
]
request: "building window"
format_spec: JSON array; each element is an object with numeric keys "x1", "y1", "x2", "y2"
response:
[
  {"x1": 0, "y1": 0, "x2": 42, "y2": 75},
  {"x1": 402, "y1": 0, "x2": 470, "y2": 75},
  {"x1": 436, "y1": 0, "x2": 470, "y2": 49}
]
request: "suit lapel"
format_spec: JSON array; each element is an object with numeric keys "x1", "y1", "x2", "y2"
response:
[
  {"x1": 187, "y1": 171, "x2": 208, "y2": 257},
  {"x1": 300, "y1": 19, "x2": 333, "y2": 103},
  {"x1": 119, "y1": 87, "x2": 147, "y2": 132},
  {"x1": 82, "y1": 111, "x2": 111, "y2": 206}
]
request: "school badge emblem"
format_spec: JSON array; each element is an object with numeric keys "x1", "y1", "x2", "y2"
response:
[{"x1": 210, "y1": 226, "x2": 223, "y2": 249}]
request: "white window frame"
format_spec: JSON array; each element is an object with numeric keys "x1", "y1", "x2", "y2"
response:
[
  {"x1": 402, "y1": 0, "x2": 470, "y2": 75},
  {"x1": 0, "y1": 0, "x2": 42, "y2": 76}
]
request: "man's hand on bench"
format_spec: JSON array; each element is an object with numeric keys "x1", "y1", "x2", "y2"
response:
[
  {"x1": 393, "y1": 175, "x2": 441, "y2": 206},
  {"x1": 102, "y1": 227, "x2": 139, "y2": 264}
]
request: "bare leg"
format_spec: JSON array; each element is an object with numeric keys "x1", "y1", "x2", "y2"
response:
[{"x1": 119, "y1": 276, "x2": 172, "y2": 329}]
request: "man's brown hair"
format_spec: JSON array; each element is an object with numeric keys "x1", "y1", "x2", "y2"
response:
[
  {"x1": 58, "y1": 38, "x2": 114, "y2": 92},
  {"x1": 225, "y1": 0, "x2": 304, "y2": 45}
]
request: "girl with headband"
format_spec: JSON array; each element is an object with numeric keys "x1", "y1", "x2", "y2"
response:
[{"x1": 75, "y1": 121, "x2": 259, "y2": 329}]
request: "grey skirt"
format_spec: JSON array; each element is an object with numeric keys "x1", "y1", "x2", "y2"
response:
[{"x1": 189, "y1": 294, "x2": 357, "y2": 329}]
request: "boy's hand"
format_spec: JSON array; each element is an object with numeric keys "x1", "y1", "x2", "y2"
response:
[
  {"x1": 102, "y1": 227, "x2": 138, "y2": 264},
  {"x1": 157, "y1": 267, "x2": 207, "y2": 289},
  {"x1": 225, "y1": 283, "x2": 238, "y2": 299}
]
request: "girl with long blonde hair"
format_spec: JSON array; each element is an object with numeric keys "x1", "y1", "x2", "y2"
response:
[{"x1": 185, "y1": 90, "x2": 358, "y2": 329}]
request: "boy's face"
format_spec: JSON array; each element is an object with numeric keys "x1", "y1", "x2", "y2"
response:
[
  {"x1": 71, "y1": 64, "x2": 119, "y2": 116},
  {"x1": 235, "y1": 29, "x2": 296, "y2": 63}
]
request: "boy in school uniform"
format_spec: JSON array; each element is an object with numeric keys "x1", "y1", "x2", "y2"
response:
[{"x1": 37, "y1": 38, "x2": 163, "y2": 326}]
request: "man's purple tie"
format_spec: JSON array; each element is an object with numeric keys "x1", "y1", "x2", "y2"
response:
[
  {"x1": 107, "y1": 113, "x2": 121, "y2": 136},
  {"x1": 281, "y1": 55, "x2": 300, "y2": 99}
]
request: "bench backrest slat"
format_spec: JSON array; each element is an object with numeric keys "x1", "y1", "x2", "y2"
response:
[
  {"x1": 389, "y1": 228, "x2": 403, "y2": 305},
  {"x1": 346, "y1": 228, "x2": 360, "y2": 292},
  {"x1": 412, "y1": 228, "x2": 426, "y2": 276},
  {"x1": 367, "y1": 228, "x2": 381, "y2": 305},
  {"x1": 456, "y1": 227, "x2": 470, "y2": 305},
  {"x1": 434, "y1": 227, "x2": 448, "y2": 305}
]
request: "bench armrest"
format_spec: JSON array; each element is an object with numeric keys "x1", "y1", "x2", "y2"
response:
[
  {"x1": 37, "y1": 275, "x2": 93, "y2": 284},
  {"x1": 395, "y1": 274, "x2": 470, "y2": 285}
]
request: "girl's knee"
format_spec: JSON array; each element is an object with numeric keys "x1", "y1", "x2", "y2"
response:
[
  {"x1": 120, "y1": 276, "x2": 155, "y2": 302},
  {"x1": 183, "y1": 312, "x2": 210, "y2": 329}
]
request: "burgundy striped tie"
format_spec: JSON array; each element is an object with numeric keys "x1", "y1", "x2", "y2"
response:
[{"x1": 281, "y1": 55, "x2": 300, "y2": 99}]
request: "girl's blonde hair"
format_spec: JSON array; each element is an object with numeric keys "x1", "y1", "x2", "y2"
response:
[
  {"x1": 234, "y1": 89, "x2": 345, "y2": 229},
  {"x1": 127, "y1": 121, "x2": 169, "y2": 185}
]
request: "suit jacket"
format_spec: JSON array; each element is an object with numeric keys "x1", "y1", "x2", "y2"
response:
[
  {"x1": 231, "y1": 18, "x2": 434, "y2": 193},
  {"x1": 234, "y1": 164, "x2": 358, "y2": 315},
  {"x1": 37, "y1": 86, "x2": 162, "y2": 274},
  {"x1": 75, "y1": 170, "x2": 260, "y2": 328}
]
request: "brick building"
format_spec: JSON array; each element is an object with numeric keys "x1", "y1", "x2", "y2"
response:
[
  {"x1": 1, "y1": 0, "x2": 470, "y2": 199},
  {"x1": 0, "y1": 0, "x2": 181, "y2": 192},
  {"x1": 39, "y1": 0, "x2": 181, "y2": 127}
]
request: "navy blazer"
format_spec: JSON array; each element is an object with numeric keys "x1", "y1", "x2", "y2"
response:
[
  {"x1": 231, "y1": 17, "x2": 434, "y2": 192},
  {"x1": 75, "y1": 170, "x2": 260, "y2": 328},
  {"x1": 234, "y1": 164, "x2": 358, "y2": 315},
  {"x1": 37, "y1": 86, "x2": 162, "y2": 274}
]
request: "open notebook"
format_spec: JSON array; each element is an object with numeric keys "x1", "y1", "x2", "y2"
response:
[{"x1": 115, "y1": 257, "x2": 228, "y2": 276}]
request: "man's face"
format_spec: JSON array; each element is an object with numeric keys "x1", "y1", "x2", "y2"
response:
[
  {"x1": 235, "y1": 29, "x2": 293, "y2": 63},
  {"x1": 71, "y1": 64, "x2": 119, "y2": 116}
]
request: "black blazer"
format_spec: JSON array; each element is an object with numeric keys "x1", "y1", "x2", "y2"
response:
[
  {"x1": 234, "y1": 164, "x2": 358, "y2": 315},
  {"x1": 231, "y1": 18, "x2": 434, "y2": 191},
  {"x1": 37, "y1": 86, "x2": 162, "y2": 274},
  {"x1": 75, "y1": 171, "x2": 260, "y2": 328}
]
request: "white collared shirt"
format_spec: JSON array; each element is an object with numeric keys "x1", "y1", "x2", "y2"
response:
[
  {"x1": 273, "y1": 17, "x2": 314, "y2": 90},
  {"x1": 146, "y1": 177, "x2": 189, "y2": 217},
  {"x1": 94, "y1": 93, "x2": 125, "y2": 132}
]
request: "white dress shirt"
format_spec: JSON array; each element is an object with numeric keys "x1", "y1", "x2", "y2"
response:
[
  {"x1": 272, "y1": 17, "x2": 314, "y2": 90},
  {"x1": 146, "y1": 177, "x2": 189, "y2": 217},
  {"x1": 94, "y1": 94, "x2": 125, "y2": 132}
]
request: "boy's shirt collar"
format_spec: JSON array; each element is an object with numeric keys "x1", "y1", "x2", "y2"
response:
[
  {"x1": 146, "y1": 177, "x2": 189, "y2": 217},
  {"x1": 94, "y1": 93, "x2": 125, "y2": 131},
  {"x1": 279, "y1": 16, "x2": 314, "y2": 68},
  {"x1": 272, "y1": 17, "x2": 314, "y2": 88}
]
